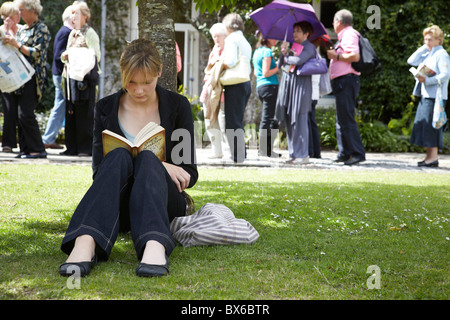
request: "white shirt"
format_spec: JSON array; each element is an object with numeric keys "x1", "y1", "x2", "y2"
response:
[{"x1": 222, "y1": 30, "x2": 252, "y2": 76}]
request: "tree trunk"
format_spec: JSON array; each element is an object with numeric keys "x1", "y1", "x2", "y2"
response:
[{"x1": 138, "y1": 0, "x2": 177, "y2": 92}]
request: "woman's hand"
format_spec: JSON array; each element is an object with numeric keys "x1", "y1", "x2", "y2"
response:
[
  {"x1": 417, "y1": 75, "x2": 426, "y2": 83},
  {"x1": 1, "y1": 35, "x2": 19, "y2": 49},
  {"x1": 162, "y1": 162, "x2": 191, "y2": 192}
]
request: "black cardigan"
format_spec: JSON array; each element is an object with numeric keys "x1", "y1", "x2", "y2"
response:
[{"x1": 92, "y1": 85, "x2": 198, "y2": 188}]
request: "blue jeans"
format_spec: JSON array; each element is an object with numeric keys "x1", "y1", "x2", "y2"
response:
[
  {"x1": 42, "y1": 74, "x2": 65, "y2": 144},
  {"x1": 257, "y1": 84, "x2": 279, "y2": 156}
]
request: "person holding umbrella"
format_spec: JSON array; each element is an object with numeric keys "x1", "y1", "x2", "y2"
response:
[{"x1": 276, "y1": 21, "x2": 317, "y2": 164}]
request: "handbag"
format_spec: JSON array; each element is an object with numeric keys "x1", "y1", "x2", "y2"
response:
[
  {"x1": 296, "y1": 52, "x2": 328, "y2": 76},
  {"x1": 219, "y1": 44, "x2": 250, "y2": 86},
  {"x1": 432, "y1": 79, "x2": 448, "y2": 129}
]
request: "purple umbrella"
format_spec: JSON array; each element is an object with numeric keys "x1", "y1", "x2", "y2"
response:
[{"x1": 249, "y1": 0, "x2": 328, "y2": 43}]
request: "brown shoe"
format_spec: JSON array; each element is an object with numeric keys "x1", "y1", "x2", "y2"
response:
[{"x1": 44, "y1": 142, "x2": 64, "y2": 149}]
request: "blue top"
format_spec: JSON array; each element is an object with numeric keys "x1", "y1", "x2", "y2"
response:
[
  {"x1": 252, "y1": 46, "x2": 279, "y2": 87},
  {"x1": 52, "y1": 25, "x2": 72, "y2": 75},
  {"x1": 407, "y1": 44, "x2": 450, "y2": 100}
]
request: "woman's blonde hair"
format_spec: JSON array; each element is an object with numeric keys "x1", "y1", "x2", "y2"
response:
[
  {"x1": 0, "y1": 1, "x2": 19, "y2": 18},
  {"x1": 423, "y1": 25, "x2": 444, "y2": 45},
  {"x1": 120, "y1": 39, "x2": 162, "y2": 89},
  {"x1": 73, "y1": 0, "x2": 90, "y2": 23}
]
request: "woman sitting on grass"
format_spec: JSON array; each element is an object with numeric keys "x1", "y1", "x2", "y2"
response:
[{"x1": 59, "y1": 39, "x2": 198, "y2": 277}]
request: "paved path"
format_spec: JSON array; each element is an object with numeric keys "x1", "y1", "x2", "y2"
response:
[{"x1": 1, "y1": 146, "x2": 449, "y2": 173}]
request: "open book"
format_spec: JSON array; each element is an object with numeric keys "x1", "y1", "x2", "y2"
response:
[
  {"x1": 102, "y1": 121, "x2": 166, "y2": 161},
  {"x1": 409, "y1": 63, "x2": 436, "y2": 78}
]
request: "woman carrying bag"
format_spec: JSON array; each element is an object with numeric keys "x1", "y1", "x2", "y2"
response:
[
  {"x1": 220, "y1": 13, "x2": 252, "y2": 163},
  {"x1": 407, "y1": 25, "x2": 449, "y2": 167}
]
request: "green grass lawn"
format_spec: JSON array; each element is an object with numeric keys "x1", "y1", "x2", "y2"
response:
[{"x1": 0, "y1": 164, "x2": 448, "y2": 300}]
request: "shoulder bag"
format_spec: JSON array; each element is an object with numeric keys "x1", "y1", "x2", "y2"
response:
[
  {"x1": 296, "y1": 51, "x2": 328, "y2": 76},
  {"x1": 219, "y1": 43, "x2": 250, "y2": 86}
]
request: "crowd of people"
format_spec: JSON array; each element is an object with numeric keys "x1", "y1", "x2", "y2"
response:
[
  {"x1": 1, "y1": 4, "x2": 448, "y2": 166},
  {"x1": 0, "y1": 0, "x2": 99, "y2": 158},
  {"x1": 201, "y1": 9, "x2": 448, "y2": 167}
]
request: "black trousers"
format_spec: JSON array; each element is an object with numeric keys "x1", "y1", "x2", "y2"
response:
[
  {"x1": 331, "y1": 74, "x2": 365, "y2": 159},
  {"x1": 224, "y1": 81, "x2": 251, "y2": 163},
  {"x1": 61, "y1": 148, "x2": 187, "y2": 261},
  {"x1": 1, "y1": 78, "x2": 45, "y2": 154},
  {"x1": 64, "y1": 99, "x2": 94, "y2": 155}
]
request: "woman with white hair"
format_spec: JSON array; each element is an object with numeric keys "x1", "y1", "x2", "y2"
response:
[
  {"x1": 1, "y1": 0, "x2": 50, "y2": 159},
  {"x1": 199, "y1": 22, "x2": 230, "y2": 159},
  {"x1": 407, "y1": 25, "x2": 450, "y2": 167},
  {"x1": 60, "y1": 1, "x2": 101, "y2": 156}
]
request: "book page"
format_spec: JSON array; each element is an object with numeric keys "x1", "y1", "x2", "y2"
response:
[
  {"x1": 138, "y1": 130, "x2": 166, "y2": 161},
  {"x1": 102, "y1": 130, "x2": 133, "y2": 156},
  {"x1": 135, "y1": 122, "x2": 161, "y2": 146}
]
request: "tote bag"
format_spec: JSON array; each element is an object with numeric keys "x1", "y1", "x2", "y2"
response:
[
  {"x1": 432, "y1": 80, "x2": 447, "y2": 129},
  {"x1": 219, "y1": 44, "x2": 250, "y2": 86}
]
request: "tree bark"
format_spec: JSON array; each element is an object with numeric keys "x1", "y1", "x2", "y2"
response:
[{"x1": 138, "y1": 0, "x2": 177, "y2": 92}]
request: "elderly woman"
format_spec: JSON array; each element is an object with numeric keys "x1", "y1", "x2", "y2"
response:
[
  {"x1": 0, "y1": 1, "x2": 21, "y2": 153},
  {"x1": 199, "y1": 22, "x2": 230, "y2": 159},
  {"x1": 1, "y1": 0, "x2": 50, "y2": 159},
  {"x1": 221, "y1": 13, "x2": 252, "y2": 163},
  {"x1": 407, "y1": 25, "x2": 450, "y2": 167},
  {"x1": 61, "y1": 1, "x2": 100, "y2": 156}
]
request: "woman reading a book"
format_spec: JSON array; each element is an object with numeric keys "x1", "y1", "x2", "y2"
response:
[
  {"x1": 59, "y1": 39, "x2": 198, "y2": 277},
  {"x1": 407, "y1": 25, "x2": 449, "y2": 167}
]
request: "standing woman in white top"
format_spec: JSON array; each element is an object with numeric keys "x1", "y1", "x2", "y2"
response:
[
  {"x1": 407, "y1": 25, "x2": 450, "y2": 167},
  {"x1": 221, "y1": 13, "x2": 252, "y2": 163}
]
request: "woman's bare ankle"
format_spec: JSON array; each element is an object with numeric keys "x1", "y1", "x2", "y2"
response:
[
  {"x1": 141, "y1": 240, "x2": 166, "y2": 265},
  {"x1": 66, "y1": 235, "x2": 96, "y2": 263}
]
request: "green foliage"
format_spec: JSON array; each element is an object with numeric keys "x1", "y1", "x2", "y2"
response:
[
  {"x1": 314, "y1": 107, "x2": 429, "y2": 153},
  {"x1": 337, "y1": 0, "x2": 450, "y2": 123},
  {"x1": 193, "y1": 0, "x2": 262, "y2": 13}
]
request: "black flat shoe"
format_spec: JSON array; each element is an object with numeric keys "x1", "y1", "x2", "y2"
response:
[
  {"x1": 59, "y1": 255, "x2": 97, "y2": 277},
  {"x1": 136, "y1": 255, "x2": 169, "y2": 277},
  {"x1": 418, "y1": 160, "x2": 438, "y2": 167},
  {"x1": 333, "y1": 155, "x2": 349, "y2": 163},
  {"x1": 344, "y1": 156, "x2": 365, "y2": 166},
  {"x1": 20, "y1": 152, "x2": 47, "y2": 159}
]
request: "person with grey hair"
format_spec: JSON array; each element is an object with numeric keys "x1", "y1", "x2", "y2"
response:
[
  {"x1": 327, "y1": 9, "x2": 366, "y2": 166},
  {"x1": 60, "y1": 1, "x2": 100, "y2": 156},
  {"x1": 41, "y1": 5, "x2": 75, "y2": 149},
  {"x1": 221, "y1": 13, "x2": 252, "y2": 163},
  {"x1": 199, "y1": 22, "x2": 230, "y2": 159},
  {"x1": 1, "y1": 0, "x2": 50, "y2": 159}
]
